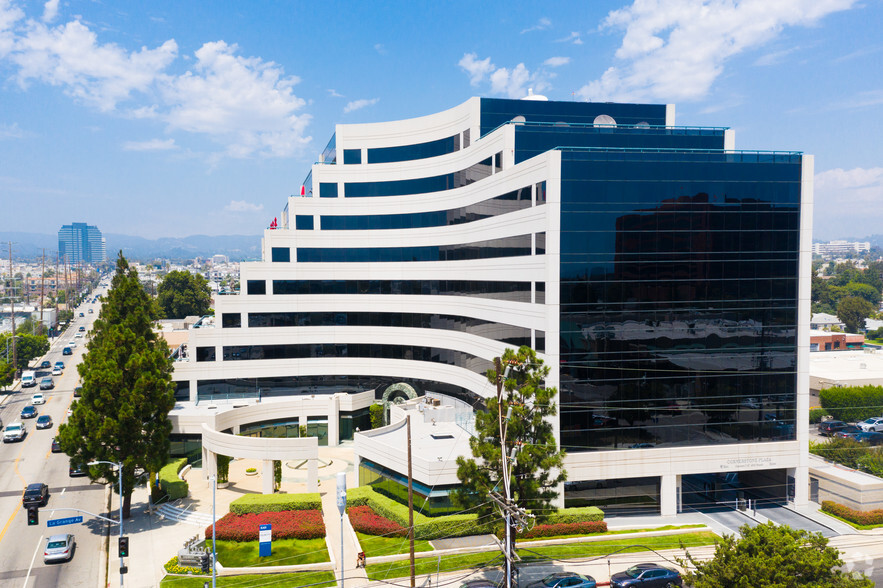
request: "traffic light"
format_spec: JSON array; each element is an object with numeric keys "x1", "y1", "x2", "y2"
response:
[
  {"x1": 27, "y1": 506, "x2": 38, "y2": 526},
  {"x1": 200, "y1": 553, "x2": 211, "y2": 573},
  {"x1": 118, "y1": 536, "x2": 129, "y2": 557}
]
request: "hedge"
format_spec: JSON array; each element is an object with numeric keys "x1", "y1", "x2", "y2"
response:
[
  {"x1": 822, "y1": 501, "x2": 883, "y2": 526},
  {"x1": 346, "y1": 486, "x2": 605, "y2": 540},
  {"x1": 348, "y1": 505, "x2": 408, "y2": 537},
  {"x1": 820, "y1": 385, "x2": 883, "y2": 423},
  {"x1": 230, "y1": 492, "x2": 321, "y2": 515},
  {"x1": 496, "y1": 520, "x2": 607, "y2": 539},
  {"x1": 158, "y1": 458, "x2": 188, "y2": 500},
  {"x1": 809, "y1": 407, "x2": 830, "y2": 424}
]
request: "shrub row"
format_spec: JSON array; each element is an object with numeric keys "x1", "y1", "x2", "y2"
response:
[
  {"x1": 205, "y1": 510, "x2": 325, "y2": 541},
  {"x1": 345, "y1": 486, "x2": 605, "y2": 540},
  {"x1": 822, "y1": 501, "x2": 883, "y2": 526},
  {"x1": 230, "y1": 492, "x2": 322, "y2": 514},
  {"x1": 495, "y1": 520, "x2": 607, "y2": 539},
  {"x1": 348, "y1": 505, "x2": 408, "y2": 537},
  {"x1": 809, "y1": 407, "x2": 830, "y2": 424},
  {"x1": 164, "y1": 556, "x2": 202, "y2": 575},
  {"x1": 158, "y1": 458, "x2": 188, "y2": 501},
  {"x1": 820, "y1": 385, "x2": 883, "y2": 423}
]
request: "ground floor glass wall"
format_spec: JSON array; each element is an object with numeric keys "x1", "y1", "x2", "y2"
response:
[{"x1": 359, "y1": 459, "x2": 459, "y2": 516}]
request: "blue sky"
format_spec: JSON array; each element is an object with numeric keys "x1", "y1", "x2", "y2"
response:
[{"x1": 0, "y1": 0, "x2": 880, "y2": 240}]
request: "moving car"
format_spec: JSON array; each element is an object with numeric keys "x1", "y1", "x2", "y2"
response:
[
  {"x1": 75, "y1": 332, "x2": 84, "y2": 338},
  {"x1": 32, "y1": 393, "x2": 46, "y2": 405},
  {"x1": 44, "y1": 534, "x2": 76, "y2": 563},
  {"x1": 818, "y1": 420, "x2": 848, "y2": 436},
  {"x1": 859, "y1": 417, "x2": 883, "y2": 432},
  {"x1": 3, "y1": 422, "x2": 25, "y2": 442},
  {"x1": 39, "y1": 377, "x2": 54, "y2": 390},
  {"x1": 73, "y1": 386, "x2": 82, "y2": 398},
  {"x1": 69, "y1": 463, "x2": 87, "y2": 477},
  {"x1": 51, "y1": 437, "x2": 62, "y2": 452},
  {"x1": 68, "y1": 341, "x2": 77, "y2": 349},
  {"x1": 78, "y1": 326, "x2": 85, "y2": 332},
  {"x1": 79, "y1": 312, "x2": 85, "y2": 317},
  {"x1": 51, "y1": 367, "x2": 63, "y2": 376},
  {"x1": 88, "y1": 308, "x2": 93, "y2": 314},
  {"x1": 36, "y1": 415, "x2": 53, "y2": 430},
  {"x1": 22, "y1": 482, "x2": 49, "y2": 507},
  {"x1": 39, "y1": 360, "x2": 52, "y2": 369},
  {"x1": 20, "y1": 406, "x2": 37, "y2": 419},
  {"x1": 610, "y1": 563, "x2": 682, "y2": 587},
  {"x1": 21, "y1": 371, "x2": 36, "y2": 388},
  {"x1": 62, "y1": 347, "x2": 72, "y2": 356},
  {"x1": 54, "y1": 361, "x2": 65, "y2": 370},
  {"x1": 527, "y1": 573, "x2": 597, "y2": 588}
]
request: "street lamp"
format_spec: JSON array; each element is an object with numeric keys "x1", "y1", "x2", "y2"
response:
[{"x1": 89, "y1": 460, "x2": 124, "y2": 587}]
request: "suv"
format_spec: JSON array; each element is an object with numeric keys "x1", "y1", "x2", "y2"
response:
[
  {"x1": 818, "y1": 420, "x2": 848, "y2": 436},
  {"x1": 22, "y1": 483, "x2": 49, "y2": 507},
  {"x1": 859, "y1": 417, "x2": 883, "y2": 432},
  {"x1": 3, "y1": 422, "x2": 25, "y2": 442}
]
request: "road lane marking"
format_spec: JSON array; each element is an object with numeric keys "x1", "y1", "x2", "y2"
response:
[
  {"x1": 60, "y1": 488, "x2": 65, "y2": 497},
  {"x1": 22, "y1": 534, "x2": 43, "y2": 588},
  {"x1": 0, "y1": 507, "x2": 19, "y2": 547}
]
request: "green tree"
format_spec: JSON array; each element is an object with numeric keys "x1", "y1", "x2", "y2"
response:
[
  {"x1": 843, "y1": 282, "x2": 881, "y2": 307},
  {"x1": 837, "y1": 296, "x2": 876, "y2": 333},
  {"x1": 57, "y1": 252, "x2": 175, "y2": 518},
  {"x1": 369, "y1": 403, "x2": 384, "y2": 428},
  {"x1": 454, "y1": 346, "x2": 567, "y2": 523},
  {"x1": 0, "y1": 332, "x2": 50, "y2": 376},
  {"x1": 156, "y1": 270, "x2": 212, "y2": 319},
  {"x1": 680, "y1": 522, "x2": 872, "y2": 587}
]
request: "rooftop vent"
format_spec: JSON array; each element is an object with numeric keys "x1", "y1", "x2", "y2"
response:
[
  {"x1": 594, "y1": 114, "x2": 616, "y2": 127},
  {"x1": 522, "y1": 88, "x2": 548, "y2": 101},
  {"x1": 430, "y1": 434, "x2": 455, "y2": 440}
]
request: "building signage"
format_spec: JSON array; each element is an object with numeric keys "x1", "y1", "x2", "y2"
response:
[{"x1": 259, "y1": 523, "x2": 272, "y2": 557}]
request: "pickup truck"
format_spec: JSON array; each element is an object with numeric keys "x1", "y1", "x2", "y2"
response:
[{"x1": 3, "y1": 422, "x2": 26, "y2": 443}]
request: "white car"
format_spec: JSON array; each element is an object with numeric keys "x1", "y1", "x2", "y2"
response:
[
  {"x1": 68, "y1": 341, "x2": 77, "y2": 349},
  {"x1": 74, "y1": 332, "x2": 84, "y2": 339},
  {"x1": 859, "y1": 417, "x2": 883, "y2": 432},
  {"x1": 51, "y1": 367, "x2": 63, "y2": 376},
  {"x1": 32, "y1": 394, "x2": 46, "y2": 405}
]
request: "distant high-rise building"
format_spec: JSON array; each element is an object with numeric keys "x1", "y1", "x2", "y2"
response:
[{"x1": 58, "y1": 223, "x2": 107, "y2": 265}]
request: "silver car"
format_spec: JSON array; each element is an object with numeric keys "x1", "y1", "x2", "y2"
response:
[
  {"x1": 859, "y1": 417, "x2": 883, "y2": 432},
  {"x1": 44, "y1": 534, "x2": 75, "y2": 563}
]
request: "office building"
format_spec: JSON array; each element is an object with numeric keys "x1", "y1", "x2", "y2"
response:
[
  {"x1": 172, "y1": 96, "x2": 811, "y2": 515},
  {"x1": 58, "y1": 222, "x2": 107, "y2": 265}
]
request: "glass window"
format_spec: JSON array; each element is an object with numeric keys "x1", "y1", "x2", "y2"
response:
[
  {"x1": 221, "y1": 313, "x2": 241, "y2": 328},
  {"x1": 367, "y1": 135, "x2": 459, "y2": 164},
  {"x1": 271, "y1": 247, "x2": 291, "y2": 262},
  {"x1": 321, "y1": 133, "x2": 336, "y2": 164},
  {"x1": 247, "y1": 280, "x2": 266, "y2": 295},
  {"x1": 295, "y1": 215, "x2": 314, "y2": 230},
  {"x1": 196, "y1": 347, "x2": 216, "y2": 362},
  {"x1": 343, "y1": 149, "x2": 361, "y2": 164},
  {"x1": 319, "y1": 183, "x2": 339, "y2": 198},
  {"x1": 297, "y1": 235, "x2": 532, "y2": 263}
]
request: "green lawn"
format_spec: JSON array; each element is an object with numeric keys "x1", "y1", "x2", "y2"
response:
[
  {"x1": 161, "y1": 571, "x2": 336, "y2": 587},
  {"x1": 517, "y1": 524, "x2": 706, "y2": 542},
  {"x1": 365, "y1": 531, "x2": 717, "y2": 580},
  {"x1": 356, "y1": 532, "x2": 434, "y2": 556},
  {"x1": 207, "y1": 538, "x2": 330, "y2": 567}
]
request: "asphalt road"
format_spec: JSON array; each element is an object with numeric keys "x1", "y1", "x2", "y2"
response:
[{"x1": 0, "y1": 301, "x2": 108, "y2": 587}]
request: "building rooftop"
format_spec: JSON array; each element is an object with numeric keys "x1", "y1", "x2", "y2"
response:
[{"x1": 810, "y1": 350, "x2": 883, "y2": 386}]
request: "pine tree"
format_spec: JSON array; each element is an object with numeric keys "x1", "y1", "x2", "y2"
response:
[
  {"x1": 454, "y1": 346, "x2": 567, "y2": 522},
  {"x1": 58, "y1": 252, "x2": 175, "y2": 518}
]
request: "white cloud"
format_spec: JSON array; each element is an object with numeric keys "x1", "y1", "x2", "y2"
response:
[
  {"x1": 41, "y1": 0, "x2": 58, "y2": 23},
  {"x1": 327, "y1": 88, "x2": 343, "y2": 98},
  {"x1": 159, "y1": 41, "x2": 311, "y2": 158},
  {"x1": 578, "y1": 0, "x2": 856, "y2": 103},
  {"x1": 0, "y1": 6, "x2": 312, "y2": 160},
  {"x1": 814, "y1": 167, "x2": 883, "y2": 239},
  {"x1": 458, "y1": 52, "x2": 495, "y2": 86},
  {"x1": 521, "y1": 17, "x2": 551, "y2": 34},
  {"x1": 490, "y1": 63, "x2": 532, "y2": 99},
  {"x1": 458, "y1": 53, "x2": 553, "y2": 99},
  {"x1": 543, "y1": 56, "x2": 570, "y2": 67},
  {"x1": 0, "y1": 122, "x2": 25, "y2": 139},
  {"x1": 753, "y1": 46, "x2": 799, "y2": 66},
  {"x1": 122, "y1": 138, "x2": 176, "y2": 151},
  {"x1": 374, "y1": 43, "x2": 387, "y2": 55},
  {"x1": 344, "y1": 98, "x2": 379, "y2": 113},
  {"x1": 224, "y1": 200, "x2": 264, "y2": 212},
  {"x1": 554, "y1": 31, "x2": 583, "y2": 45},
  {"x1": 838, "y1": 89, "x2": 883, "y2": 110}
]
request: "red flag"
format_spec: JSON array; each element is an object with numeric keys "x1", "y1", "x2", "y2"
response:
[{"x1": 300, "y1": 185, "x2": 306, "y2": 196}]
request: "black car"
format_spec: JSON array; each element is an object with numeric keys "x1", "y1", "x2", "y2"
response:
[
  {"x1": 69, "y1": 463, "x2": 88, "y2": 477},
  {"x1": 36, "y1": 415, "x2": 53, "y2": 429},
  {"x1": 843, "y1": 431, "x2": 883, "y2": 446},
  {"x1": 20, "y1": 406, "x2": 37, "y2": 419},
  {"x1": 73, "y1": 386, "x2": 82, "y2": 398},
  {"x1": 610, "y1": 563, "x2": 682, "y2": 588},
  {"x1": 833, "y1": 425, "x2": 864, "y2": 439},
  {"x1": 527, "y1": 573, "x2": 596, "y2": 588},
  {"x1": 818, "y1": 420, "x2": 848, "y2": 436},
  {"x1": 62, "y1": 347, "x2": 72, "y2": 356},
  {"x1": 22, "y1": 483, "x2": 49, "y2": 507},
  {"x1": 39, "y1": 360, "x2": 51, "y2": 369},
  {"x1": 51, "y1": 437, "x2": 62, "y2": 453},
  {"x1": 78, "y1": 326, "x2": 85, "y2": 332}
]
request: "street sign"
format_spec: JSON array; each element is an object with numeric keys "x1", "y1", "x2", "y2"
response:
[
  {"x1": 47, "y1": 516, "x2": 83, "y2": 527},
  {"x1": 259, "y1": 523, "x2": 272, "y2": 557}
]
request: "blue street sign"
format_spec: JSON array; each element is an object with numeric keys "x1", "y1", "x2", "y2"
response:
[
  {"x1": 259, "y1": 523, "x2": 272, "y2": 557},
  {"x1": 47, "y1": 516, "x2": 83, "y2": 527}
]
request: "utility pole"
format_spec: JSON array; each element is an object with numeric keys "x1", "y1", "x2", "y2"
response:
[
  {"x1": 39, "y1": 249, "x2": 45, "y2": 336},
  {"x1": 8, "y1": 242, "x2": 16, "y2": 376},
  {"x1": 407, "y1": 415, "x2": 415, "y2": 588}
]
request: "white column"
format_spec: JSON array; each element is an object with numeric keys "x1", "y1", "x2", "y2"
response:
[
  {"x1": 328, "y1": 394, "x2": 340, "y2": 447},
  {"x1": 660, "y1": 474, "x2": 680, "y2": 516},
  {"x1": 189, "y1": 378, "x2": 198, "y2": 403},
  {"x1": 307, "y1": 459, "x2": 319, "y2": 493},
  {"x1": 262, "y1": 460, "x2": 274, "y2": 494}
]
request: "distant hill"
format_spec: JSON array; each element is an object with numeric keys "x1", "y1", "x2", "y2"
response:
[{"x1": 0, "y1": 231, "x2": 262, "y2": 262}]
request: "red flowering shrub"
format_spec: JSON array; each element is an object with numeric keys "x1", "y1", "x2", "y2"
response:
[
  {"x1": 348, "y1": 505, "x2": 407, "y2": 537},
  {"x1": 495, "y1": 520, "x2": 607, "y2": 539},
  {"x1": 205, "y1": 509, "x2": 325, "y2": 541},
  {"x1": 822, "y1": 500, "x2": 883, "y2": 526}
]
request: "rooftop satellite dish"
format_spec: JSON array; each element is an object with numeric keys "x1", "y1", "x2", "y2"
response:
[
  {"x1": 522, "y1": 88, "x2": 548, "y2": 101},
  {"x1": 594, "y1": 114, "x2": 616, "y2": 127},
  {"x1": 511, "y1": 115, "x2": 526, "y2": 125},
  {"x1": 636, "y1": 121, "x2": 650, "y2": 128}
]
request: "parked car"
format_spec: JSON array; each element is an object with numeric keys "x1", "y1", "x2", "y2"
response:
[
  {"x1": 51, "y1": 437, "x2": 62, "y2": 452},
  {"x1": 610, "y1": 563, "x2": 682, "y2": 587},
  {"x1": 527, "y1": 573, "x2": 597, "y2": 588},
  {"x1": 36, "y1": 415, "x2": 53, "y2": 430},
  {"x1": 32, "y1": 393, "x2": 46, "y2": 405},
  {"x1": 859, "y1": 417, "x2": 883, "y2": 432},
  {"x1": 842, "y1": 431, "x2": 883, "y2": 446},
  {"x1": 22, "y1": 482, "x2": 49, "y2": 507},
  {"x1": 39, "y1": 377, "x2": 54, "y2": 390},
  {"x1": 818, "y1": 420, "x2": 848, "y2": 436},
  {"x1": 20, "y1": 406, "x2": 37, "y2": 419},
  {"x1": 73, "y1": 386, "x2": 82, "y2": 398},
  {"x1": 833, "y1": 425, "x2": 862, "y2": 438},
  {"x1": 69, "y1": 463, "x2": 88, "y2": 477},
  {"x1": 44, "y1": 534, "x2": 76, "y2": 563}
]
